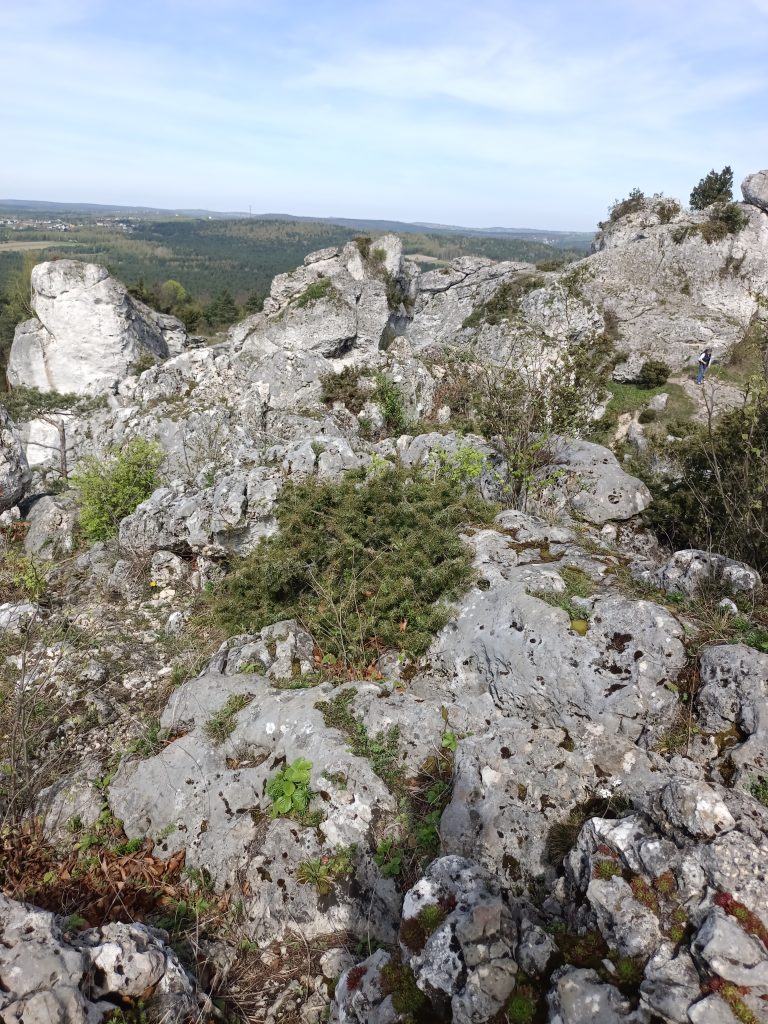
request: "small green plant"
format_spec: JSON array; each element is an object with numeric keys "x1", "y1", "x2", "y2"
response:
[
  {"x1": 613, "y1": 955, "x2": 643, "y2": 988},
  {"x1": 636, "y1": 359, "x2": 670, "y2": 389},
  {"x1": 748, "y1": 775, "x2": 768, "y2": 807},
  {"x1": 203, "y1": 693, "x2": 253, "y2": 744},
  {"x1": 374, "y1": 837, "x2": 404, "y2": 878},
  {"x1": 380, "y1": 958, "x2": 427, "y2": 1016},
  {"x1": 64, "y1": 914, "x2": 88, "y2": 932},
  {"x1": 418, "y1": 902, "x2": 446, "y2": 933},
  {"x1": 296, "y1": 845, "x2": 356, "y2": 896},
  {"x1": 594, "y1": 858, "x2": 623, "y2": 880},
  {"x1": 373, "y1": 373, "x2": 408, "y2": 434},
  {"x1": 125, "y1": 718, "x2": 164, "y2": 759},
  {"x1": 72, "y1": 437, "x2": 164, "y2": 540},
  {"x1": 506, "y1": 983, "x2": 538, "y2": 1024},
  {"x1": 294, "y1": 277, "x2": 333, "y2": 307},
  {"x1": 266, "y1": 758, "x2": 313, "y2": 818},
  {"x1": 426, "y1": 444, "x2": 489, "y2": 488}
]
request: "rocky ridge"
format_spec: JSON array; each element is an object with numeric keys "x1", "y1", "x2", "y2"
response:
[{"x1": 1, "y1": 170, "x2": 768, "y2": 1024}]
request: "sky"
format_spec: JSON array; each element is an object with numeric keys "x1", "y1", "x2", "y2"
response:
[{"x1": 1, "y1": 0, "x2": 767, "y2": 229}]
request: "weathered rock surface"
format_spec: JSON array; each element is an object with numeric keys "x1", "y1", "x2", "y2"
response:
[
  {"x1": 8, "y1": 260, "x2": 188, "y2": 395},
  {"x1": 640, "y1": 548, "x2": 762, "y2": 597},
  {"x1": 0, "y1": 405, "x2": 30, "y2": 512},
  {"x1": 0, "y1": 894, "x2": 198, "y2": 1024},
  {"x1": 743, "y1": 169, "x2": 768, "y2": 213}
]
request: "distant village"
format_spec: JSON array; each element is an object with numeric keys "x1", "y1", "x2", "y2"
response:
[{"x1": 0, "y1": 216, "x2": 134, "y2": 232}]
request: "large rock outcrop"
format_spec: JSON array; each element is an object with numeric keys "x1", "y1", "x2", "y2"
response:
[{"x1": 7, "y1": 261, "x2": 188, "y2": 395}]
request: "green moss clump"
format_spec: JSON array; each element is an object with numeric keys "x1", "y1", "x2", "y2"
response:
[{"x1": 380, "y1": 959, "x2": 427, "y2": 1016}]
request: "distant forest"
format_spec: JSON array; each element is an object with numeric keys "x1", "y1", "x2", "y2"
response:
[{"x1": 0, "y1": 217, "x2": 585, "y2": 380}]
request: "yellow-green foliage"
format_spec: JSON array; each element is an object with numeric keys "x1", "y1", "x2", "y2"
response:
[
  {"x1": 72, "y1": 438, "x2": 164, "y2": 540},
  {"x1": 208, "y1": 466, "x2": 495, "y2": 662}
]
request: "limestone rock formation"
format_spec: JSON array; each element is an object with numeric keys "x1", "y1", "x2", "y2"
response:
[
  {"x1": 743, "y1": 169, "x2": 768, "y2": 213},
  {"x1": 0, "y1": 894, "x2": 199, "y2": 1024},
  {"x1": 0, "y1": 404, "x2": 30, "y2": 512},
  {"x1": 7, "y1": 260, "x2": 188, "y2": 395},
  {"x1": 4, "y1": 173, "x2": 768, "y2": 1024}
]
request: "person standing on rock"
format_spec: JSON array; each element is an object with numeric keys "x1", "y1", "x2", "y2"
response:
[{"x1": 696, "y1": 347, "x2": 713, "y2": 384}]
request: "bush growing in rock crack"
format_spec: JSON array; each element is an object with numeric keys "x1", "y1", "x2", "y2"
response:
[
  {"x1": 71, "y1": 437, "x2": 164, "y2": 541},
  {"x1": 208, "y1": 465, "x2": 496, "y2": 663}
]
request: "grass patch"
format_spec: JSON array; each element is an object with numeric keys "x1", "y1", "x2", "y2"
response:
[
  {"x1": 203, "y1": 693, "x2": 253, "y2": 744},
  {"x1": 207, "y1": 466, "x2": 496, "y2": 663},
  {"x1": 294, "y1": 277, "x2": 333, "y2": 308},
  {"x1": 530, "y1": 565, "x2": 594, "y2": 627}
]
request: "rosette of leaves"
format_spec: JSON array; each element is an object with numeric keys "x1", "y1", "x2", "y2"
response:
[{"x1": 266, "y1": 758, "x2": 313, "y2": 817}]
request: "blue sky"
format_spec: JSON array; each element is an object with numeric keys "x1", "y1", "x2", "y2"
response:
[{"x1": 1, "y1": 0, "x2": 767, "y2": 229}]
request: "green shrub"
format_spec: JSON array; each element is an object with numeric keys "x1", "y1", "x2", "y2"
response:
[
  {"x1": 690, "y1": 166, "x2": 733, "y2": 210},
  {"x1": 294, "y1": 277, "x2": 333, "y2": 308},
  {"x1": 266, "y1": 758, "x2": 313, "y2": 817},
  {"x1": 354, "y1": 236, "x2": 372, "y2": 260},
  {"x1": 320, "y1": 366, "x2": 371, "y2": 413},
  {"x1": 608, "y1": 188, "x2": 645, "y2": 223},
  {"x1": 643, "y1": 381, "x2": 768, "y2": 574},
  {"x1": 638, "y1": 408, "x2": 657, "y2": 424},
  {"x1": 373, "y1": 374, "x2": 408, "y2": 433},
  {"x1": 462, "y1": 274, "x2": 544, "y2": 328},
  {"x1": 636, "y1": 359, "x2": 670, "y2": 389},
  {"x1": 72, "y1": 438, "x2": 164, "y2": 541},
  {"x1": 208, "y1": 467, "x2": 494, "y2": 662},
  {"x1": 656, "y1": 198, "x2": 681, "y2": 224},
  {"x1": 698, "y1": 201, "x2": 748, "y2": 243}
]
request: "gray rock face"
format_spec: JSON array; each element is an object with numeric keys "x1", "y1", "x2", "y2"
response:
[
  {"x1": 330, "y1": 948, "x2": 401, "y2": 1024},
  {"x1": 696, "y1": 644, "x2": 768, "y2": 788},
  {"x1": 587, "y1": 876, "x2": 661, "y2": 958},
  {"x1": 538, "y1": 438, "x2": 652, "y2": 524},
  {"x1": 691, "y1": 907, "x2": 768, "y2": 990},
  {"x1": 230, "y1": 236, "x2": 412, "y2": 360},
  {"x1": 118, "y1": 467, "x2": 282, "y2": 556},
  {"x1": 640, "y1": 945, "x2": 702, "y2": 1023},
  {"x1": 7, "y1": 260, "x2": 188, "y2": 395},
  {"x1": 0, "y1": 405, "x2": 30, "y2": 512},
  {"x1": 23, "y1": 493, "x2": 78, "y2": 558},
  {"x1": 0, "y1": 601, "x2": 39, "y2": 632},
  {"x1": 422, "y1": 518, "x2": 686, "y2": 743},
  {"x1": 743, "y1": 169, "x2": 768, "y2": 213},
  {"x1": 644, "y1": 549, "x2": 762, "y2": 597},
  {"x1": 399, "y1": 857, "x2": 518, "y2": 1024},
  {"x1": 0, "y1": 894, "x2": 198, "y2": 1024},
  {"x1": 547, "y1": 966, "x2": 646, "y2": 1023}
]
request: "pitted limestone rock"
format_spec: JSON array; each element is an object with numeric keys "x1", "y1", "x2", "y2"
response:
[
  {"x1": 587, "y1": 876, "x2": 662, "y2": 959},
  {"x1": 398, "y1": 857, "x2": 518, "y2": 1024},
  {"x1": 640, "y1": 549, "x2": 762, "y2": 597},
  {"x1": 547, "y1": 966, "x2": 647, "y2": 1023},
  {"x1": 536, "y1": 438, "x2": 652, "y2": 524},
  {"x1": 0, "y1": 894, "x2": 197, "y2": 1024}
]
